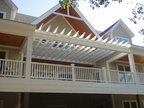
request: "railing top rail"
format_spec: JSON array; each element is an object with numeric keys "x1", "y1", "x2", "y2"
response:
[
  {"x1": 31, "y1": 61, "x2": 72, "y2": 67},
  {"x1": 0, "y1": 59, "x2": 21, "y2": 62},
  {"x1": 74, "y1": 66, "x2": 103, "y2": 70}
]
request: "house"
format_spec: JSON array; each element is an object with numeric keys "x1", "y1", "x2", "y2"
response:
[{"x1": 0, "y1": 0, "x2": 144, "y2": 108}]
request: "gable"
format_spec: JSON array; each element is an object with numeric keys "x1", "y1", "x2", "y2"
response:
[
  {"x1": 113, "y1": 24, "x2": 132, "y2": 44},
  {"x1": 42, "y1": 15, "x2": 76, "y2": 35},
  {"x1": 33, "y1": 4, "x2": 100, "y2": 39}
]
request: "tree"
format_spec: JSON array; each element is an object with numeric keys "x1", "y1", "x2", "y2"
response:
[{"x1": 59, "y1": 0, "x2": 144, "y2": 35}]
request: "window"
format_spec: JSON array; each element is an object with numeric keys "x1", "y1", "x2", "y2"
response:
[
  {"x1": 52, "y1": 42, "x2": 70, "y2": 49},
  {"x1": 116, "y1": 36, "x2": 129, "y2": 44},
  {"x1": 117, "y1": 65, "x2": 133, "y2": 83},
  {"x1": 122, "y1": 101, "x2": 138, "y2": 108},
  {"x1": 0, "y1": 11, "x2": 6, "y2": 19}
]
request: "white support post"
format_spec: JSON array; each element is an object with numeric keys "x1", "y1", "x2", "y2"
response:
[
  {"x1": 71, "y1": 64, "x2": 75, "y2": 81},
  {"x1": 25, "y1": 35, "x2": 33, "y2": 79},
  {"x1": 102, "y1": 67, "x2": 107, "y2": 83},
  {"x1": 128, "y1": 52, "x2": 139, "y2": 85},
  {"x1": 106, "y1": 62, "x2": 111, "y2": 83},
  {"x1": 20, "y1": 53, "x2": 24, "y2": 78}
]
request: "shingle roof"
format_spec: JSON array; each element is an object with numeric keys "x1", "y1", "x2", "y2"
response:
[
  {"x1": 15, "y1": 13, "x2": 37, "y2": 24},
  {"x1": 99, "y1": 20, "x2": 120, "y2": 36}
]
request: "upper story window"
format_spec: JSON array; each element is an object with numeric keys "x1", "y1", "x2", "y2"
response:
[
  {"x1": 115, "y1": 36, "x2": 129, "y2": 44},
  {"x1": 0, "y1": 11, "x2": 6, "y2": 19}
]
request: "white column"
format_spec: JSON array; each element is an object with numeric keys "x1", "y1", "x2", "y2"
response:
[
  {"x1": 71, "y1": 64, "x2": 75, "y2": 81},
  {"x1": 102, "y1": 67, "x2": 107, "y2": 83},
  {"x1": 106, "y1": 62, "x2": 111, "y2": 83},
  {"x1": 128, "y1": 52, "x2": 139, "y2": 85},
  {"x1": 25, "y1": 35, "x2": 33, "y2": 79}
]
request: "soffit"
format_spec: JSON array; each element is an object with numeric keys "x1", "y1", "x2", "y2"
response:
[
  {"x1": 118, "y1": 55, "x2": 144, "y2": 63},
  {"x1": 0, "y1": 33, "x2": 25, "y2": 47}
]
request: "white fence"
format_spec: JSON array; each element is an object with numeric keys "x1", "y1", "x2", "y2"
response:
[
  {"x1": 0, "y1": 59, "x2": 24, "y2": 77},
  {"x1": 31, "y1": 62, "x2": 72, "y2": 81},
  {"x1": 2, "y1": 59, "x2": 144, "y2": 85},
  {"x1": 138, "y1": 72, "x2": 144, "y2": 84},
  {"x1": 108, "y1": 70, "x2": 134, "y2": 84},
  {"x1": 74, "y1": 67, "x2": 106, "y2": 82}
]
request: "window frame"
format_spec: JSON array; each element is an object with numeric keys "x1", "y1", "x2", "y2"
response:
[
  {"x1": 122, "y1": 100, "x2": 138, "y2": 108},
  {"x1": 115, "y1": 36, "x2": 129, "y2": 44},
  {"x1": 0, "y1": 11, "x2": 6, "y2": 19}
]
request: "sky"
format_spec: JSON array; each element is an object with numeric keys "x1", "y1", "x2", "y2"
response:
[{"x1": 12, "y1": 0, "x2": 144, "y2": 46}]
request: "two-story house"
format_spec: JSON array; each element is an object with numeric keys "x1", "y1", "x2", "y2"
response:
[{"x1": 0, "y1": 0, "x2": 144, "y2": 108}]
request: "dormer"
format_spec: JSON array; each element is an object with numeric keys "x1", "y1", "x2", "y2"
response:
[
  {"x1": 99, "y1": 19, "x2": 135, "y2": 45},
  {"x1": 0, "y1": 0, "x2": 18, "y2": 20}
]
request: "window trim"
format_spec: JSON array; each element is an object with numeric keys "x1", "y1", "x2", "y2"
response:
[
  {"x1": 0, "y1": 11, "x2": 6, "y2": 19},
  {"x1": 122, "y1": 100, "x2": 138, "y2": 108},
  {"x1": 115, "y1": 36, "x2": 129, "y2": 44}
]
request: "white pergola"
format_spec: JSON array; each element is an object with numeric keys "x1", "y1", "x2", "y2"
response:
[{"x1": 22, "y1": 25, "x2": 131, "y2": 65}]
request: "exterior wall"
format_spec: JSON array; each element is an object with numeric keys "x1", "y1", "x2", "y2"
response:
[
  {"x1": 113, "y1": 24, "x2": 132, "y2": 44},
  {"x1": 0, "y1": 0, "x2": 11, "y2": 19},
  {"x1": 96, "y1": 52, "x2": 121, "y2": 68},
  {"x1": 113, "y1": 94, "x2": 144, "y2": 108},
  {"x1": 0, "y1": 92, "x2": 20, "y2": 108},
  {"x1": 109, "y1": 61, "x2": 144, "y2": 72},
  {"x1": 42, "y1": 16, "x2": 76, "y2": 35},
  {"x1": 0, "y1": 47, "x2": 21, "y2": 60}
]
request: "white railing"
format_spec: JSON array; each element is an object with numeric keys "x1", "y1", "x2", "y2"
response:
[
  {"x1": 74, "y1": 67, "x2": 106, "y2": 83},
  {"x1": 108, "y1": 70, "x2": 134, "y2": 84},
  {"x1": 137, "y1": 72, "x2": 144, "y2": 85},
  {"x1": 31, "y1": 62, "x2": 72, "y2": 81},
  {"x1": 0, "y1": 59, "x2": 24, "y2": 77}
]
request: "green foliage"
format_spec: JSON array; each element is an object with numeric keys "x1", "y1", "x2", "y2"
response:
[{"x1": 59, "y1": 0, "x2": 79, "y2": 9}]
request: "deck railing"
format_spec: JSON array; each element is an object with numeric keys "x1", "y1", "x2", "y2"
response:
[
  {"x1": 137, "y1": 72, "x2": 144, "y2": 84},
  {"x1": 108, "y1": 70, "x2": 134, "y2": 84},
  {"x1": 1, "y1": 59, "x2": 144, "y2": 85},
  {"x1": 31, "y1": 62, "x2": 72, "y2": 81},
  {"x1": 0, "y1": 59, "x2": 24, "y2": 77},
  {"x1": 74, "y1": 67, "x2": 106, "y2": 82}
]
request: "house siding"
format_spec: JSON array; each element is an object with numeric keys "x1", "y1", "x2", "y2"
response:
[
  {"x1": 42, "y1": 16, "x2": 76, "y2": 35},
  {"x1": 0, "y1": 0, "x2": 11, "y2": 19},
  {"x1": 113, "y1": 24, "x2": 132, "y2": 44}
]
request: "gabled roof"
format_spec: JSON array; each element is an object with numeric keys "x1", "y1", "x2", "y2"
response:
[
  {"x1": 31, "y1": 4, "x2": 100, "y2": 38},
  {"x1": 15, "y1": 13, "x2": 37, "y2": 23},
  {"x1": 100, "y1": 19, "x2": 135, "y2": 37}
]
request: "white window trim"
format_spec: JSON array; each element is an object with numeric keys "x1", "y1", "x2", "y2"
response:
[
  {"x1": 0, "y1": 49, "x2": 9, "y2": 59},
  {"x1": 116, "y1": 64, "x2": 138, "y2": 72},
  {"x1": 0, "y1": 11, "x2": 6, "y2": 19},
  {"x1": 122, "y1": 100, "x2": 138, "y2": 108},
  {"x1": 115, "y1": 36, "x2": 129, "y2": 43}
]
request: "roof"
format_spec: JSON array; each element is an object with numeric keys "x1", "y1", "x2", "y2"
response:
[
  {"x1": 99, "y1": 20, "x2": 119, "y2": 36},
  {"x1": 99, "y1": 19, "x2": 135, "y2": 37},
  {"x1": 15, "y1": 13, "x2": 37, "y2": 23}
]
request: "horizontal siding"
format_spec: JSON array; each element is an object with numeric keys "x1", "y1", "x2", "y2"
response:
[{"x1": 0, "y1": 0, "x2": 11, "y2": 19}]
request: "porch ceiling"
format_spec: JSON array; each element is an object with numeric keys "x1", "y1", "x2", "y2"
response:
[
  {"x1": 118, "y1": 55, "x2": 144, "y2": 63},
  {"x1": 31, "y1": 38, "x2": 115, "y2": 64},
  {"x1": 0, "y1": 33, "x2": 25, "y2": 47}
]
